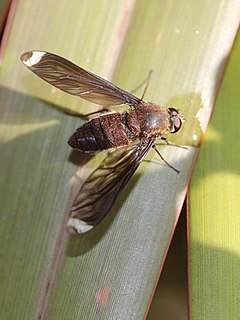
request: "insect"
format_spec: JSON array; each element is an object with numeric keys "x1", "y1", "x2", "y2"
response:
[{"x1": 20, "y1": 51, "x2": 184, "y2": 234}]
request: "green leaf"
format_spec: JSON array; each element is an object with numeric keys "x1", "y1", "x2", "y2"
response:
[
  {"x1": 188, "y1": 30, "x2": 240, "y2": 319},
  {"x1": 0, "y1": 1, "x2": 239, "y2": 319}
]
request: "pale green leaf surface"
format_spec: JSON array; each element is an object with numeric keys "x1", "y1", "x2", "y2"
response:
[
  {"x1": 0, "y1": 0, "x2": 136, "y2": 114},
  {"x1": 188, "y1": 31, "x2": 240, "y2": 319},
  {"x1": 0, "y1": 0, "x2": 239, "y2": 319}
]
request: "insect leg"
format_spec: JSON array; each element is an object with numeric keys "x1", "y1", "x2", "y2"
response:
[
  {"x1": 130, "y1": 70, "x2": 153, "y2": 99},
  {"x1": 140, "y1": 69, "x2": 153, "y2": 100},
  {"x1": 84, "y1": 108, "x2": 112, "y2": 119},
  {"x1": 152, "y1": 145, "x2": 180, "y2": 173},
  {"x1": 159, "y1": 137, "x2": 187, "y2": 149}
]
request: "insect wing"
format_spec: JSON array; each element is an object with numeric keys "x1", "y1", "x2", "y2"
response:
[
  {"x1": 20, "y1": 51, "x2": 141, "y2": 107},
  {"x1": 67, "y1": 138, "x2": 154, "y2": 234}
]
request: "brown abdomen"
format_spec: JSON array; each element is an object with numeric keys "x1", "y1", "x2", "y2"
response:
[{"x1": 68, "y1": 113, "x2": 133, "y2": 153}]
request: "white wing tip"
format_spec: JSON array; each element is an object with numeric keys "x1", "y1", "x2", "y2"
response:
[
  {"x1": 67, "y1": 218, "x2": 94, "y2": 235},
  {"x1": 20, "y1": 51, "x2": 46, "y2": 67}
]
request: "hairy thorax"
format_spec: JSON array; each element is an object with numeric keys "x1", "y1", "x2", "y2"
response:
[{"x1": 125, "y1": 102, "x2": 171, "y2": 139}]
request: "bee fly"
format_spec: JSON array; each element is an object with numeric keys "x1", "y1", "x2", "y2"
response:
[{"x1": 20, "y1": 51, "x2": 184, "y2": 234}]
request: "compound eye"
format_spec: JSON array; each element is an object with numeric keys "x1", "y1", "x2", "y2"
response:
[
  {"x1": 168, "y1": 108, "x2": 182, "y2": 133},
  {"x1": 172, "y1": 116, "x2": 182, "y2": 133}
]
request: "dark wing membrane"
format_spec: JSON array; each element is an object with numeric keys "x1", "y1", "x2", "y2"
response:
[
  {"x1": 20, "y1": 51, "x2": 141, "y2": 107},
  {"x1": 68, "y1": 138, "x2": 154, "y2": 234}
]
